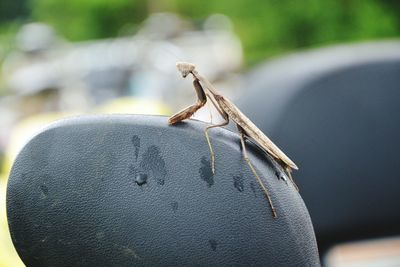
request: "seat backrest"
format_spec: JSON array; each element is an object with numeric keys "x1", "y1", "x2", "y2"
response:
[
  {"x1": 237, "y1": 41, "x2": 400, "y2": 253},
  {"x1": 7, "y1": 115, "x2": 320, "y2": 266}
]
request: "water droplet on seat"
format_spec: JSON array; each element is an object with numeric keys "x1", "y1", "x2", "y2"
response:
[{"x1": 135, "y1": 173, "x2": 148, "y2": 185}]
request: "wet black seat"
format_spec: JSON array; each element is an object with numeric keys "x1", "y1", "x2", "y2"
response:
[{"x1": 7, "y1": 115, "x2": 319, "y2": 266}]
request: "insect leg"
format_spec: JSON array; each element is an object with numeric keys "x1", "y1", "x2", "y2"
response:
[
  {"x1": 204, "y1": 116, "x2": 229, "y2": 174},
  {"x1": 237, "y1": 125, "x2": 277, "y2": 218},
  {"x1": 168, "y1": 102, "x2": 204, "y2": 125},
  {"x1": 168, "y1": 78, "x2": 207, "y2": 124},
  {"x1": 202, "y1": 92, "x2": 230, "y2": 174},
  {"x1": 206, "y1": 100, "x2": 213, "y2": 124}
]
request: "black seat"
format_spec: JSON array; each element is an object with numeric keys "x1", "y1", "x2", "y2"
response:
[
  {"x1": 7, "y1": 115, "x2": 320, "y2": 266},
  {"x1": 237, "y1": 41, "x2": 400, "y2": 255}
]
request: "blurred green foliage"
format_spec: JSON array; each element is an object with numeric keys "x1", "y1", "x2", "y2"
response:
[
  {"x1": 1, "y1": 0, "x2": 399, "y2": 65},
  {"x1": 0, "y1": 0, "x2": 29, "y2": 23},
  {"x1": 171, "y1": 0, "x2": 399, "y2": 64},
  {"x1": 0, "y1": 23, "x2": 20, "y2": 94},
  {"x1": 0, "y1": 0, "x2": 28, "y2": 61},
  {"x1": 29, "y1": 0, "x2": 147, "y2": 40}
]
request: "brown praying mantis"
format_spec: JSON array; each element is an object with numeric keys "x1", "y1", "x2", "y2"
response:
[{"x1": 168, "y1": 62, "x2": 298, "y2": 218}]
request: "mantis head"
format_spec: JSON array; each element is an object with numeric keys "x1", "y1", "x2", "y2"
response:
[{"x1": 176, "y1": 62, "x2": 196, "y2": 78}]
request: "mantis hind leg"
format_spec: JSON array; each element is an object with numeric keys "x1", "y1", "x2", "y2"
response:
[{"x1": 237, "y1": 125, "x2": 277, "y2": 218}]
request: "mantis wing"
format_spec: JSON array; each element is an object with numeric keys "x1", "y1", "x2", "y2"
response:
[{"x1": 217, "y1": 96, "x2": 298, "y2": 170}]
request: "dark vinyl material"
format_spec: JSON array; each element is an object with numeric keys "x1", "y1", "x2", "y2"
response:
[
  {"x1": 238, "y1": 47, "x2": 400, "y2": 253},
  {"x1": 7, "y1": 115, "x2": 319, "y2": 267}
]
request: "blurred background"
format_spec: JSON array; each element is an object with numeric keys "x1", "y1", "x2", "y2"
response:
[{"x1": 1, "y1": 0, "x2": 400, "y2": 266}]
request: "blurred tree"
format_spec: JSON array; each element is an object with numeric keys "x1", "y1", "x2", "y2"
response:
[
  {"x1": 380, "y1": 0, "x2": 400, "y2": 28},
  {"x1": 1, "y1": 0, "x2": 399, "y2": 65},
  {"x1": 0, "y1": 0, "x2": 29, "y2": 64},
  {"x1": 29, "y1": 0, "x2": 148, "y2": 40},
  {"x1": 0, "y1": 0, "x2": 29, "y2": 23},
  {"x1": 170, "y1": 0, "x2": 400, "y2": 64}
]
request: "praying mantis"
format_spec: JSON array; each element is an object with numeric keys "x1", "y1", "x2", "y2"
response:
[{"x1": 168, "y1": 62, "x2": 298, "y2": 218}]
